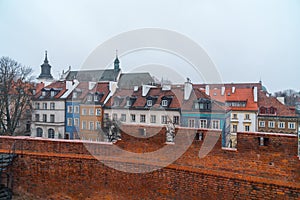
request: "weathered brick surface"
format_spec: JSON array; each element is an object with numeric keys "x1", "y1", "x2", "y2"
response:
[{"x1": 0, "y1": 127, "x2": 299, "y2": 199}]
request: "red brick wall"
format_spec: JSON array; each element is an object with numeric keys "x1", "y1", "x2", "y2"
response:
[{"x1": 0, "y1": 128, "x2": 299, "y2": 199}]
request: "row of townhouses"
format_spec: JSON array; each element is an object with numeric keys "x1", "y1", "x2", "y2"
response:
[{"x1": 30, "y1": 52, "x2": 299, "y2": 148}]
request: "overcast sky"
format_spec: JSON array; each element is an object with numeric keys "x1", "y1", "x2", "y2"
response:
[{"x1": 0, "y1": 0, "x2": 299, "y2": 93}]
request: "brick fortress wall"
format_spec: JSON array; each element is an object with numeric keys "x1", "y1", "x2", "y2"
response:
[{"x1": 0, "y1": 125, "x2": 299, "y2": 199}]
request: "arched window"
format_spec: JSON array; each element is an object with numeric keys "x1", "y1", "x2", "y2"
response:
[
  {"x1": 48, "y1": 128, "x2": 55, "y2": 138},
  {"x1": 36, "y1": 128, "x2": 43, "y2": 137}
]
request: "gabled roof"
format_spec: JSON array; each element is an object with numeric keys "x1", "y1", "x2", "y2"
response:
[
  {"x1": 33, "y1": 81, "x2": 67, "y2": 100},
  {"x1": 258, "y1": 91, "x2": 297, "y2": 117},
  {"x1": 67, "y1": 82, "x2": 110, "y2": 104},
  {"x1": 65, "y1": 69, "x2": 119, "y2": 82},
  {"x1": 118, "y1": 73, "x2": 154, "y2": 89}
]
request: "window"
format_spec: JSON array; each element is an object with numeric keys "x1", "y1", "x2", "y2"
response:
[
  {"x1": 113, "y1": 113, "x2": 118, "y2": 121},
  {"x1": 36, "y1": 128, "x2": 43, "y2": 137},
  {"x1": 43, "y1": 114, "x2": 47, "y2": 122},
  {"x1": 147, "y1": 100, "x2": 152, "y2": 107},
  {"x1": 150, "y1": 115, "x2": 156, "y2": 123},
  {"x1": 131, "y1": 114, "x2": 136, "y2": 122},
  {"x1": 104, "y1": 113, "x2": 109, "y2": 120},
  {"x1": 68, "y1": 106, "x2": 73, "y2": 113},
  {"x1": 96, "y1": 121, "x2": 101, "y2": 130},
  {"x1": 161, "y1": 100, "x2": 168, "y2": 107},
  {"x1": 126, "y1": 100, "x2": 131, "y2": 107},
  {"x1": 67, "y1": 118, "x2": 72, "y2": 126},
  {"x1": 258, "y1": 137, "x2": 269, "y2": 146},
  {"x1": 96, "y1": 108, "x2": 101, "y2": 116},
  {"x1": 87, "y1": 95, "x2": 92, "y2": 102},
  {"x1": 89, "y1": 122, "x2": 94, "y2": 130},
  {"x1": 259, "y1": 121, "x2": 265, "y2": 127},
  {"x1": 278, "y1": 122, "x2": 285, "y2": 129},
  {"x1": 212, "y1": 120, "x2": 220, "y2": 129},
  {"x1": 288, "y1": 122, "x2": 295, "y2": 129},
  {"x1": 173, "y1": 116, "x2": 179, "y2": 125},
  {"x1": 140, "y1": 114, "x2": 146, "y2": 123},
  {"x1": 35, "y1": 114, "x2": 40, "y2": 122},
  {"x1": 50, "y1": 114, "x2": 55, "y2": 123},
  {"x1": 43, "y1": 103, "x2": 47, "y2": 110},
  {"x1": 74, "y1": 106, "x2": 79, "y2": 113},
  {"x1": 74, "y1": 118, "x2": 79, "y2": 126},
  {"x1": 199, "y1": 119, "x2": 207, "y2": 128},
  {"x1": 94, "y1": 95, "x2": 99, "y2": 101},
  {"x1": 194, "y1": 103, "x2": 199, "y2": 109},
  {"x1": 161, "y1": 115, "x2": 168, "y2": 124},
  {"x1": 48, "y1": 128, "x2": 55, "y2": 138},
  {"x1": 268, "y1": 121, "x2": 275, "y2": 128},
  {"x1": 73, "y1": 92, "x2": 77, "y2": 99},
  {"x1": 35, "y1": 103, "x2": 40, "y2": 109},
  {"x1": 50, "y1": 91, "x2": 55, "y2": 97},
  {"x1": 245, "y1": 125, "x2": 250, "y2": 132},
  {"x1": 82, "y1": 121, "x2": 87, "y2": 130},
  {"x1": 232, "y1": 114, "x2": 237, "y2": 119},
  {"x1": 188, "y1": 119, "x2": 195, "y2": 128},
  {"x1": 89, "y1": 108, "x2": 94, "y2": 115},
  {"x1": 245, "y1": 114, "x2": 250, "y2": 120},
  {"x1": 232, "y1": 124, "x2": 237, "y2": 132},
  {"x1": 82, "y1": 108, "x2": 87, "y2": 115},
  {"x1": 42, "y1": 91, "x2": 46, "y2": 96},
  {"x1": 50, "y1": 103, "x2": 55, "y2": 110},
  {"x1": 120, "y1": 114, "x2": 126, "y2": 122}
]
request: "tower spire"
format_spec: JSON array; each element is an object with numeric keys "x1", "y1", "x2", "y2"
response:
[
  {"x1": 44, "y1": 50, "x2": 48, "y2": 63},
  {"x1": 114, "y1": 49, "x2": 120, "y2": 72}
]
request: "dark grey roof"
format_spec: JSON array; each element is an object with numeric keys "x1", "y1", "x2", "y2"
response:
[
  {"x1": 118, "y1": 73, "x2": 155, "y2": 89},
  {"x1": 65, "y1": 69, "x2": 119, "y2": 82}
]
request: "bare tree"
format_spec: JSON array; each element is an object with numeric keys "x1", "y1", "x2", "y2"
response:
[{"x1": 0, "y1": 57, "x2": 33, "y2": 136}]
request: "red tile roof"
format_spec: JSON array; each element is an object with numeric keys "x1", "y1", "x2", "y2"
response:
[{"x1": 258, "y1": 91, "x2": 297, "y2": 117}]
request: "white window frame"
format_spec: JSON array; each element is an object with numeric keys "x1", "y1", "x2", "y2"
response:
[
  {"x1": 140, "y1": 114, "x2": 146, "y2": 123},
  {"x1": 199, "y1": 119, "x2": 207, "y2": 128},
  {"x1": 161, "y1": 115, "x2": 167, "y2": 124},
  {"x1": 50, "y1": 102, "x2": 55, "y2": 110},
  {"x1": 96, "y1": 121, "x2": 101, "y2": 130},
  {"x1": 147, "y1": 100, "x2": 152, "y2": 107},
  {"x1": 113, "y1": 113, "x2": 118, "y2": 121},
  {"x1": 212, "y1": 120, "x2": 220, "y2": 129},
  {"x1": 161, "y1": 100, "x2": 168, "y2": 107},
  {"x1": 82, "y1": 108, "x2": 87, "y2": 115},
  {"x1": 150, "y1": 115, "x2": 156, "y2": 123},
  {"x1": 96, "y1": 108, "x2": 101, "y2": 116},
  {"x1": 89, "y1": 108, "x2": 94, "y2": 115},
  {"x1": 74, "y1": 118, "x2": 79, "y2": 126},
  {"x1": 67, "y1": 118, "x2": 72, "y2": 126},
  {"x1": 268, "y1": 121, "x2": 275, "y2": 128},
  {"x1": 173, "y1": 116, "x2": 179, "y2": 125},
  {"x1": 82, "y1": 121, "x2": 87, "y2": 130},
  {"x1": 245, "y1": 125, "x2": 250, "y2": 132},
  {"x1": 188, "y1": 119, "x2": 195, "y2": 128},
  {"x1": 89, "y1": 121, "x2": 94, "y2": 130},
  {"x1": 43, "y1": 103, "x2": 47, "y2": 110},
  {"x1": 120, "y1": 114, "x2": 126, "y2": 122},
  {"x1": 74, "y1": 106, "x2": 79, "y2": 113},
  {"x1": 131, "y1": 114, "x2": 136, "y2": 122},
  {"x1": 68, "y1": 106, "x2": 73, "y2": 113},
  {"x1": 278, "y1": 122, "x2": 285, "y2": 129},
  {"x1": 259, "y1": 121, "x2": 265, "y2": 127},
  {"x1": 288, "y1": 122, "x2": 295, "y2": 129}
]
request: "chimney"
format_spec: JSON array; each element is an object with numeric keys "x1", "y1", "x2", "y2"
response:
[
  {"x1": 232, "y1": 86, "x2": 235, "y2": 94},
  {"x1": 184, "y1": 78, "x2": 193, "y2": 100},
  {"x1": 205, "y1": 85, "x2": 210, "y2": 96},
  {"x1": 221, "y1": 86, "x2": 225, "y2": 96},
  {"x1": 253, "y1": 87, "x2": 258, "y2": 102}
]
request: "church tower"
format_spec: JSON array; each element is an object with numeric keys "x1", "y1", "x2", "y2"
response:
[
  {"x1": 37, "y1": 51, "x2": 53, "y2": 81},
  {"x1": 114, "y1": 50, "x2": 120, "y2": 73}
]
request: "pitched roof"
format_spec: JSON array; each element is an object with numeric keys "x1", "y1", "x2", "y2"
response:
[
  {"x1": 34, "y1": 81, "x2": 67, "y2": 100},
  {"x1": 65, "y1": 69, "x2": 119, "y2": 82},
  {"x1": 118, "y1": 73, "x2": 154, "y2": 89},
  {"x1": 258, "y1": 91, "x2": 297, "y2": 117}
]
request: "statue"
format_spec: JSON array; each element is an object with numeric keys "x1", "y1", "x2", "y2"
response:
[{"x1": 166, "y1": 121, "x2": 175, "y2": 143}]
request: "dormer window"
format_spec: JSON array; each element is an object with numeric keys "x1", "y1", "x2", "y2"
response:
[
  {"x1": 32, "y1": 89, "x2": 36, "y2": 95},
  {"x1": 50, "y1": 90, "x2": 55, "y2": 97},
  {"x1": 126, "y1": 100, "x2": 131, "y2": 107},
  {"x1": 113, "y1": 98, "x2": 120, "y2": 106},
  {"x1": 94, "y1": 95, "x2": 99, "y2": 101},
  {"x1": 42, "y1": 91, "x2": 46, "y2": 96},
  {"x1": 87, "y1": 95, "x2": 92, "y2": 102},
  {"x1": 147, "y1": 100, "x2": 153, "y2": 107},
  {"x1": 161, "y1": 100, "x2": 168, "y2": 107}
]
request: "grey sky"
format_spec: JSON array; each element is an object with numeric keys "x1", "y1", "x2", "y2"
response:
[{"x1": 0, "y1": 0, "x2": 299, "y2": 93}]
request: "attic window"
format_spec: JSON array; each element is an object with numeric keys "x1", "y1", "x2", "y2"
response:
[
  {"x1": 126, "y1": 100, "x2": 131, "y2": 107},
  {"x1": 161, "y1": 100, "x2": 168, "y2": 107},
  {"x1": 50, "y1": 90, "x2": 55, "y2": 97},
  {"x1": 87, "y1": 95, "x2": 92, "y2": 102},
  {"x1": 147, "y1": 100, "x2": 153, "y2": 107},
  {"x1": 42, "y1": 91, "x2": 46, "y2": 96},
  {"x1": 94, "y1": 95, "x2": 99, "y2": 101}
]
